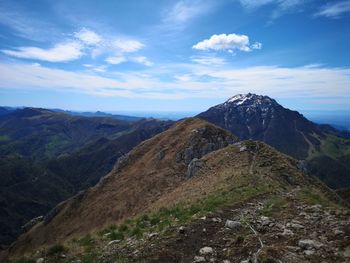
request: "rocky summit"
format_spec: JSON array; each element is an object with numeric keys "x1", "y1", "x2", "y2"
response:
[
  {"x1": 197, "y1": 93, "x2": 350, "y2": 197},
  {"x1": 197, "y1": 93, "x2": 323, "y2": 159}
]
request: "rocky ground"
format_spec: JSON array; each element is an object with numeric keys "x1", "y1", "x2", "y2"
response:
[{"x1": 98, "y1": 188, "x2": 350, "y2": 263}]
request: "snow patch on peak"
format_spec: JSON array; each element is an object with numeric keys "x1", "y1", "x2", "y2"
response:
[
  {"x1": 226, "y1": 93, "x2": 259, "y2": 104},
  {"x1": 223, "y1": 93, "x2": 277, "y2": 108}
]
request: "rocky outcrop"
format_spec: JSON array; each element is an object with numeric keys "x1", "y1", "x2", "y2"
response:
[
  {"x1": 176, "y1": 125, "x2": 237, "y2": 165},
  {"x1": 21, "y1": 216, "x2": 44, "y2": 233}
]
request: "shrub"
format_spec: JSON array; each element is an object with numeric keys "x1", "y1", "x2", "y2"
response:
[
  {"x1": 110, "y1": 231, "x2": 124, "y2": 241},
  {"x1": 47, "y1": 244, "x2": 66, "y2": 255},
  {"x1": 78, "y1": 234, "x2": 94, "y2": 246}
]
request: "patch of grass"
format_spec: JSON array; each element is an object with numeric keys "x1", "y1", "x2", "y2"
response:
[
  {"x1": 130, "y1": 226, "x2": 143, "y2": 239},
  {"x1": 14, "y1": 258, "x2": 35, "y2": 263},
  {"x1": 260, "y1": 195, "x2": 288, "y2": 217},
  {"x1": 109, "y1": 230, "x2": 125, "y2": 241},
  {"x1": 81, "y1": 252, "x2": 99, "y2": 263},
  {"x1": 297, "y1": 186, "x2": 339, "y2": 208},
  {"x1": 78, "y1": 234, "x2": 95, "y2": 247},
  {"x1": 47, "y1": 244, "x2": 66, "y2": 256},
  {"x1": 90, "y1": 175, "x2": 277, "y2": 254}
]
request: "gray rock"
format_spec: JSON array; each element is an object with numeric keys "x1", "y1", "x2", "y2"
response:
[
  {"x1": 239, "y1": 146, "x2": 247, "y2": 152},
  {"x1": 260, "y1": 216, "x2": 271, "y2": 226},
  {"x1": 343, "y1": 246, "x2": 350, "y2": 258},
  {"x1": 148, "y1": 233, "x2": 158, "y2": 238},
  {"x1": 199, "y1": 246, "x2": 214, "y2": 255},
  {"x1": 286, "y1": 222, "x2": 304, "y2": 229},
  {"x1": 107, "y1": 240, "x2": 120, "y2": 246},
  {"x1": 194, "y1": 256, "x2": 206, "y2": 262},
  {"x1": 22, "y1": 216, "x2": 44, "y2": 232},
  {"x1": 36, "y1": 258, "x2": 44, "y2": 263},
  {"x1": 187, "y1": 158, "x2": 204, "y2": 177},
  {"x1": 225, "y1": 220, "x2": 242, "y2": 230},
  {"x1": 298, "y1": 239, "x2": 323, "y2": 250},
  {"x1": 304, "y1": 249, "x2": 315, "y2": 256},
  {"x1": 281, "y1": 228, "x2": 294, "y2": 236}
]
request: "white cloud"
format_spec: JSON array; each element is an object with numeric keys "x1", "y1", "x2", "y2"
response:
[
  {"x1": 191, "y1": 56, "x2": 226, "y2": 66},
  {"x1": 314, "y1": 1, "x2": 350, "y2": 18},
  {"x1": 193, "y1": 34, "x2": 261, "y2": 52},
  {"x1": 1, "y1": 41, "x2": 84, "y2": 62},
  {"x1": 251, "y1": 42, "x2": 262, "y2": 50},
  {"x1": 74, "y1": 28, "x2": 102, "y2": 45},
  {"x1": 105, "y1": 56, "x2": 127, "y2": 65},
  {"x1": 113, "y1": 39, "x2": 144, "y2": 53},
  {"x1": 131, "y1": 56, "x2": 154, "y2": 66},
  {"x1": 0, "y1": 61, "x2": 349, "y2": 102}
]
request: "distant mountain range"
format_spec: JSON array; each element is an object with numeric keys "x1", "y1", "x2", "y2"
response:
[{"x1": 0, "y1": 107, "x2": 173, "y2": 247}]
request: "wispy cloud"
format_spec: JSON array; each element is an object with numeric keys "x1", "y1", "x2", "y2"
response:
[
  {"x1": 1, "y1": 27, "x2": 151, "y2": 66},
  {"x1": 131, "y1": 56, "x2": 154, "y2": 66},
  {"x1": 314, "y1": 1, "x2": 350, "y2": 18},
  {"x1": 105, "y1": 56, "x2": 127, "y2": 65},
  {"x1": 191, "y1": 56, "x2": 226, "y2": 66},
  {"x1": 74, "y1": 28, "x2": 102, "y2": 45},
  {"x1": 238, "y1": 0, "x2": 308, "y2": 19},
  {"x1": 0, "y1": 61, "x2": 349, "y2": 102},
  {"x1": 112, "y1": 39, "x2": 144, "y2": 53},
  {"x1": 193, "y1": 33, "x2": 262, "y2": 53},
  {"x1": 162, "y1": 0, "x2": 214, "y2": 31},
  {"x1": 2, "y1": 42, "x2": 84, "y2": 62}
]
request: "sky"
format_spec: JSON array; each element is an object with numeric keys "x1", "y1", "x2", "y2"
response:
[{"x1": 0, "y1": 0, "x2": 350, "y2": 115}]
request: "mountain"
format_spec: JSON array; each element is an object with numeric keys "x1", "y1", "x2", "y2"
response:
[
  {"x1": 0, "y1": 108, "x2": 173, "y2": 248},
  {"x1": 197, "y1": 93, "x2": 324, "y2": 160},
  {"x1": 50, "y1": 109, "x2": 143, "y2": 122},
  {"x1": 197, "y1": 93, "x2": 350, "y2": 191},
  {"x1": 3, "y1": 118, "x2": 349, "y2": 263}
]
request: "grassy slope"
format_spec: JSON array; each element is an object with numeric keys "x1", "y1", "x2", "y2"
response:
[
  {"x1": 9, "y1": 139, "x2": 337, "y2": 262},
  {"x1": 306, "y1": 133, "x2": 350, "y2": 189}
]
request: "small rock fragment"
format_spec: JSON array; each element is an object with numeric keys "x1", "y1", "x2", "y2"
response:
[
  {"x1": 225, "y1": 220, "x2": 242, "y2": 230},
  {"x1": 194, "y1": 256, "x2": 206, "y2": 262},
  {"x1": 200, "y1": 246, "x2": 214, "y2": 255},
  {"x1": 298, "y1": 239, "x2": 323, "y2": 250},
  {"x1": 107, "y1": 240, "x2": 120, "y2": 246}
]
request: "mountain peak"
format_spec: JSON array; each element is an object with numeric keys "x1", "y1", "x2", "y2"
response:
[{"x1": 225, "y1": 93, "x2": 277, "y2": 107}]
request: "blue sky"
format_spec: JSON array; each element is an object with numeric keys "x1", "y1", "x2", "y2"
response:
[{"x1": 0, "y1": 0, "x2": 350, "y2": 114}]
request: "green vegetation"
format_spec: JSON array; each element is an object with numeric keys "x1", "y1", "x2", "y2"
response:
[
  {"x1": 97, "y1": 175, "x2": 276, "y2": 242},
  {"x1": 47, "y1": 244, "x2": 67, "y2": 256},
  {"x1": 14, "y1": 258, "x2": 35, "y2": 263},
  {"x1": 260, "y1": 195, "x2": 288, "y2": 217},
  {"x1": 78, "y1": 234, "x2": 95, "y2": 247},
  {"x1": 309, "y1": 134, "x2": 350, "y2": 159},
  {"x1": 81, "y1": 252, "x2": 99, "y2": 263},
  {"x1": 297, "y1": 186, "x2": 342, "y2": 208}
]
